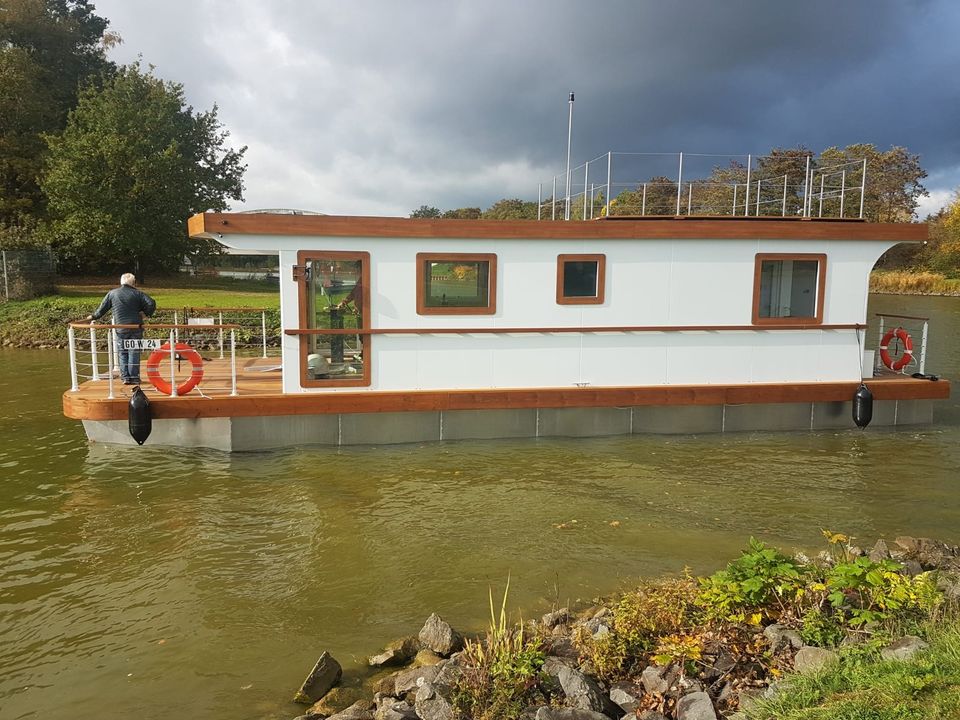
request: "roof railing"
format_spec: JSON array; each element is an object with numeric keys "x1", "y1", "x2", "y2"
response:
[{"x1": 537, "y1": 151, "x2": 868, "y2": 221}]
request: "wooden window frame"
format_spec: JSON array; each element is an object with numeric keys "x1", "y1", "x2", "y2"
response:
[
  {"x1": 416, "y1": 253, "x2": 497, "y2": 315},
  {"x1": 751, "y1": 253, "x2": 826, "y2": 326},
  {"x1": 296, "y1": 250, "x2": 371, "y2": 388},
  {"x1": 556, "y1": 253, "x2": 606, "y2": 305}
]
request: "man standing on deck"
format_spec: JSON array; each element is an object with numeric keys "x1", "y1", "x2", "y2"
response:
[{"x1": 86, "y1": 273, "x2": 157, "y2": 385}]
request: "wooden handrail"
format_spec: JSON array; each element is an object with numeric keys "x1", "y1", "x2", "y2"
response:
[
  {"x1": 68, "y1": 322, "x2": 242, "y2": 330},
  {"x1": 874, "y1": 313, "x2": 929, "y2": 322},
  {"x1": 284, "y1": 323, "x2": 865, "y2": 336}
]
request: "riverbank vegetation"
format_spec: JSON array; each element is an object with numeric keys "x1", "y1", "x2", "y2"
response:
[
  {"x1": 300, "y1": 533, "x2": 960, "y2": 720},
  {"x1": 0, "y1": 275, "x2": 278, "y2": 347}
]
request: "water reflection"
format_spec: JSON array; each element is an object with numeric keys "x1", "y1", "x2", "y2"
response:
[{"x1": 0, "y1": 295, "x2": 959, "y2": 719}]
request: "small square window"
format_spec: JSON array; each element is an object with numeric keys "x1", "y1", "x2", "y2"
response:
[
  {"x1": 752, "y1": 253, "x2": 826, "y2": 324},
  {"x1": 417, "y1": 253, "x2": 497, "y2": 315},
  {"x1": 557, "y1": 254, "x2": 605, "y2": 305}
]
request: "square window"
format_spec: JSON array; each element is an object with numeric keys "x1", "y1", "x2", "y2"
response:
[
  {"x1": 752, "y1": 254, "x2": 825, "y2": 324},
  {"x1": 557, "y1": 254, "x2": 605, "y2": 304},
  {"x1": 417, "y1": 253, "x2": 497, "y2": 315}
]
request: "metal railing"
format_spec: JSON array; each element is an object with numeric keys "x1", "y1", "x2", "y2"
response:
[
  {"x1": 537, "y1": 151, "x2": 868, "y2": 221},
  {"x1": 164, "y1": 307, "x2": 280, "y2": 359},
  {"x1": 871, "y1": 313, "x2": 929, "y2": 375},
  {"x1": 66, "y1": 322, "x2": 242, "y2": 398}
]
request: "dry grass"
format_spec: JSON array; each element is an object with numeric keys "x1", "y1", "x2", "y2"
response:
[{"x1": 869, "y1": 270, "x2": 960, "y2": 296}]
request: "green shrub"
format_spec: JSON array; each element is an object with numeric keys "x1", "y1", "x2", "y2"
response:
[{"x1": 697, "y1": 538, "x2": 808, "y2": 623}]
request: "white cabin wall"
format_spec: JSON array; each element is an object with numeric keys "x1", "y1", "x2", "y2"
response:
[{"x1": 221, "y1": 233, "x2": 897, "y2": 392}]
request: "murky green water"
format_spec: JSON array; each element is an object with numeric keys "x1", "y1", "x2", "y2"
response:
[{"x1": 1, "y1": 294, "x2": 959, "y2": 720}]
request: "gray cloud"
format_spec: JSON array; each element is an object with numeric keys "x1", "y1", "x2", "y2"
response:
[{"x1": 94, "y1": 0, "x2": 960, "y2": 216}]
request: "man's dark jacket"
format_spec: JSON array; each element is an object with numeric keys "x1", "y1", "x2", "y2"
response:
[{"x1": 91, "y1": 285, "x2": 157, "y2": 326}]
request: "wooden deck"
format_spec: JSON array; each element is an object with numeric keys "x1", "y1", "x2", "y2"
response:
[{"x1": 63, "y1": 356, "x2": 950, "y2": 422}]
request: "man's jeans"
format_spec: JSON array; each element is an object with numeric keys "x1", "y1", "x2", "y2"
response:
[{"x1": 115, "y1": 328, "x2": 143, "y2": 383}]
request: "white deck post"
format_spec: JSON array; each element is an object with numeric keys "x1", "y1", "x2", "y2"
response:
[
  {"x1": 641, "y1": 183, "x2": 647, "y2": 215},
  {"x1": 859, "y1": 158, "x2": 867, "y2": 219},
  {"x1": 169, "y1": 329, "x2": 178, "y2": 397},
  {"x1": 68, "y1": 326, "x2": 79, "y2": 391},
  {"x1": 537, "y1": 183, "x2": 542, "y2": 220},
  {"x1": 551, "y1": 177, "x2": 557, "y2": 220},
  {"x1": 732, "y1": 183, "x2": 738, "y2": 215},
  {"x1": 218, "y1": 311, "x2": 224, "y2": 359},
  {"x1": 782, "y1": 174, "x2": 788, "y2": 216},
  {"x1": 261, "y1": 310, "x2": 268, "y2": 358},
  {"x1": 675, "y1": 152, "x2": 683, "y2": 215},
  {"x1": 687, "y1": 183, "x2": 693, "y2": 215},
  {"x1": 605, "y1": 151, "x2": 612, "y2": 217},
  {"x1": 174, "y1": 311, "x2": 179, "y2": 343},
  {"x1": 803, "y1": 155, "x2": 811, "y2": 217},
  {"x1": 582, "y1": 162, "x2": 589, "y2": 218},
  {"x1": 839, "y1": 170, "x2": 847, "y2": 218},
  {"x1": 89, "y1": 326, "x2": 99, "y2": 381},
  {"x1": 230, "y1": 329, "x2": 238, "y2": 396},
  {"x1": 818, "y1": 174, "x2": 825, "y2": 217},
  {"x1": 743, "y1": 155, "x2": 752, "y2": 216},
  {"x1": 755, "y1": 179, "x2": 762, "y2": 216},
  {"x1": 876, "y1": 316, "x2": 886, "y2": 374},
  {"x1": 920, "y1": 320, "x2": 929, "y2": 374},
  {"x1": 106, "y1": 328, "x2": 115, "y2": 399}
]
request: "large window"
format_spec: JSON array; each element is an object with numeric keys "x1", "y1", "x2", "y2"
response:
[
  {"x1": 416, "y1": 253, "x2": 497, "y2": 315},
  {"x1": 297, "y1": 251, "x2": 370, "y2": 387},
  {"x1": 557, "y1": 254, "x2": 605, "y2": 305},
  {"x1": 752, "y1": 253, "x2": 826, "y2": 325}
]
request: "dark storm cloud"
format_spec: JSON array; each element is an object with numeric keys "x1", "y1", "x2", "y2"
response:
[{"x1": 95, "y1": 0, "x2": 960, "y2": 215}]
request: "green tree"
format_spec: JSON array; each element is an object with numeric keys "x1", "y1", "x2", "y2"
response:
[
  {"x1": 818, "y1": 144, "x2": 927, "y2": 222},
  {"x1": 410, "y1": 205, "x2": 442, "y2": 218},
  {"x1": 919, "y1": 193, "x2": 960, "y2": 276},
  {"x1": 0, "y1": 0, "x2": 115, "y2": 225},
  {"x1": 442, "y1": 207, "x2": 482, "y2": 219},
  {"x1": 41, "y1": 63, "x2": 246, "y2": 274},
  {"x1": 482, "y1": 198, "x2": 538, "y2": 220}
]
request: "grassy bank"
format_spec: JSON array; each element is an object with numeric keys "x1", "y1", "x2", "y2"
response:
[
  {"x1": 742, "y1": 618, "x2": 960, "y2": 719},
  {"x1": 0, "y1": 275, "x2": 279, "y2": 347},
  {"x1": 870, "y1": 270, "x2": 960, "y2": 296},
  {"x1": 441, "y1": 533, "x2": 959, "y2": 720}
]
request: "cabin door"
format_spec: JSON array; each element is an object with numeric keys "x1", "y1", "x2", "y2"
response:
[{"x1": 299, "y1": 251, "x2": 370, "y2": 387}]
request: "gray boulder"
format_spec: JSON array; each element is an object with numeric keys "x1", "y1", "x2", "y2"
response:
[
  {"x1": 414, "y1": 681, "x2": 455, "y2": 720},
  {"x1": 542, "y1": 608, "x2": 571, "y2": 629},
  {"x1": 369, "y1": 637, "x2": 420, "y2": 668},
  {"x1": 375, "y1": 699, "x2": 418, "y2": 720},
  {"x1": 328, "y1": 700, "x2": 375, "y2": 720},
  {"x1": 763, "y1": 623, "x2": 803, "y2": 652},
  {"x1": 880, "y1": 635, "x2": 930, "y2": 661},
  {"x1": 640, "y1": 664, "x2": 677, "y2": 695},
  {"x1": 868, "y1": 539, "x2": 891, "y2": 563},
  {"x1": 534, "y1": 708, "x2": 611, "y2": 720},
  {"x1": 557, "y1": 664, "x2": 609, "y2": 713},
  {"x1": 676, "y1": 691, "x2": 717, "y2": 720},
  {"x1": 393, "y1": 664, "x2": 440, "y2": 697},
  {"x1": 793, "y1": 646, "x2": 839, "y2": 674},
  {"x1": 608, "y1": 681, "x2": 641, "y2": 713},
  {"x1": 418, "y1": 614, "x2": 463, "y2": 657},
  {"x1": 295, "y1": 652, "x2": 343, "y2": 705}
]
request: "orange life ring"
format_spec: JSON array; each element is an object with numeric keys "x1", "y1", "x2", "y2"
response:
[
  {"x1": 879, "y1": 327, "x2": 914, "y2": 372},
  {"x1": 145, "y1": 342, "x2": 204, "y2": 395}
]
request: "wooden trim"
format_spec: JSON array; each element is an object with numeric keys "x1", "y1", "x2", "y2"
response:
[
  {"x1": 63, "y1": 377, "x2": 951, "y2": 421},
  {"x1": 556, "y1": 254, "x2": 606, "y2": 305},
  {"x1": 188, "y1": 213, "x2": 928, "y2": 243},
  {"x1": 284, "y1": 323, "x2": 865, "y2": 336},
  {"x1": 416, "y1": 253, "x2": 497, "y2": 315},
  {"x1": 296, "y1": 250, "x2": 371, "y2": 388},
  {"x1": 752, "y1": 253, "x2": 827, "y2": 326}
]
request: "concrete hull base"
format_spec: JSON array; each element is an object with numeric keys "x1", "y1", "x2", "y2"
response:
[{"x1": 83, "y1": 398, "x2": 934, "y2": 451}]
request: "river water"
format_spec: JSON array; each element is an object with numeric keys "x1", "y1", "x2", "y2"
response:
[{"x1": 1, "y1": 294, "x2": 958, "y2": 720}]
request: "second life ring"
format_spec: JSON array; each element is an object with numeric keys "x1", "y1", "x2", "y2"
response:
[
  {"x1": 145, "y1": 342, "x2": 204, "y2": 396},
  {"x1": 879, "y1": 327, "x2": 914, "y2": 372}
]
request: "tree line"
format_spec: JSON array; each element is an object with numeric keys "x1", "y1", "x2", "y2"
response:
[{"x1": 0, "y1": 0, "x2": 246, "y2": 275}]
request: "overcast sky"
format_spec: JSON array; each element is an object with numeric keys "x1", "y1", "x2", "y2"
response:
[{"x1": 92, "y1": 0, "x2": 960, "y2": 219}]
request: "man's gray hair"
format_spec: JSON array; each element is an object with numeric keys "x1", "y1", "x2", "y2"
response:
[{"x1": 120, "y1": 273, "x2": 136, "y2": 286}]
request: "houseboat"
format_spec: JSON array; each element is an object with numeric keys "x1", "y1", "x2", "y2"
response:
[{"x1": 62, "y1": 213, "x2": 950, "y2": 451}]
